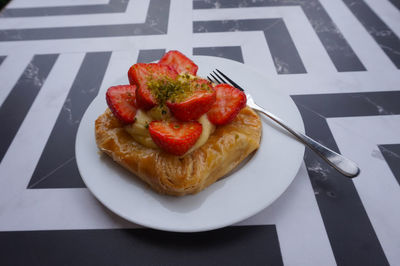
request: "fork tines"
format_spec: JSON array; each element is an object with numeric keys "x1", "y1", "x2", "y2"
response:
[{"x1": 207, "y1": 69, "x2": 244, "y2": 92}]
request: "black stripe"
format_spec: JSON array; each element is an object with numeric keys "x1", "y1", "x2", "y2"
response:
[
  {"x1": 193, "y1": 19, "x2": 306, "y2": 74},
  {"x1": 342, "y1": 0, "x2": 400, "y2": 69},
  {"x1": 0, "y1": 0, "x2": 170, "y2": 41},
  {"x1": 144, "y1": 0, "x2": 170, "y2": 34},
  {"x1": 0, "y1": 55, "x2": 5, "y2": 65},
  {"x1": 291, "y1": 93, "x2": 391, "y2": 265},
  {"x1": 0, "y1": 24, "x2": 161, "y2": 41},
  {"x1": 292, "y1": 91, "x2": 400, "y2": 117},
  {"x1": 0, "y1": 54, "x2": 58, "y2": 163},
  {"x1": 263, "y1": 19, "x2": 306, "y2": 74},
  {"x1": 379, "y1": 144, "x2": 400, "y2": 186},
  {"x1": 0, "y1": 0, "x2": 129, "y2": 18},
  {"x1": 388, "y1": 0, "x2": 400, "y2": 10},
  {"x1": 28, "y1": 52, "x2": 111, "y2": 189},
  {"x1": 193, "y1": 0, "x2": 366, "y2": 72},
  {"x1": 193, "y1": 46, "x2": 244, "y2": 63},
  {"x1": 137, "y1": 49, "x2": 166, "y2": 63},
  {"x1": 0, "y1": 226, "x2": 283, "y2": 266}
]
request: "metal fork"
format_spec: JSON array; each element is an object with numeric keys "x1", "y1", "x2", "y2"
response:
[{"x1": 208, "y1": 69, "x2": 360, "y2": 178}]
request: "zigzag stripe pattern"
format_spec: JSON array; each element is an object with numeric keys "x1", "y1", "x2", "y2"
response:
[
  {"x1": 194, "y1": 0, "x2": 400, "y2": 70},
  {"x1": 0, "y1": 0, "x2": 169, "y2": 41},
  {"x1": 194, "y1": 18, "x2": 306, "y2": 74},
  {"x1": 0, "y1": 0, "x2": 399, "y2": 265},
  {"x1": 292, "y1": 91, "x2": 400, "y2": 265},
  {"x1": 0, "y1": 54, "x2": 58, "y2": 163},
  {"x1": 193, "y1": 0, "x2": 366, "y2": 72}
]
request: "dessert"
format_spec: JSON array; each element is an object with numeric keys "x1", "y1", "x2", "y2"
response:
[{"x1": 95, "y1": 51, "x2": 262, "y2": 196}]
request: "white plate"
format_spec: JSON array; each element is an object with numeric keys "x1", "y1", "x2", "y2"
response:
[{"x1": 75, "y1": 56, "x2": 305, "y2": 232}]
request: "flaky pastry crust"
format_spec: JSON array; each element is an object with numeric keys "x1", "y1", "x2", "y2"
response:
[{"x1": 95, "y1": 107, "x2": 261, "y2": 196}]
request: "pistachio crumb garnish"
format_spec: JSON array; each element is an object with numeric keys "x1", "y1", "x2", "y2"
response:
[{"x1": 146, "y1": 74, "x2": 211, "y2": 104}]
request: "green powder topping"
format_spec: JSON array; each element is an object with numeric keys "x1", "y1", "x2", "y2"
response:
[{"x1": 147, "y1": 74, "x2": 211, "y2": 104}]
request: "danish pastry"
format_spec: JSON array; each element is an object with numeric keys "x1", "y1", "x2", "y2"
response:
[
  {"x1": 95, "y1": 106, "x2": 261, "y2": 196},
  {"x1": 95, "y1": 50, "x2": 262, "y2": 196}
]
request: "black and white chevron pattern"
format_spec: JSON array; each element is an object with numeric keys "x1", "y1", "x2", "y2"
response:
[{"x1": 0, "y1": 0, "x2": 399, "y2": 265}]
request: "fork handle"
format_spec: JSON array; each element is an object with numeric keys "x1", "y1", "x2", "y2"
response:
[{"x1": 254, "y1": 107, "x2": 360, "y2": 178}]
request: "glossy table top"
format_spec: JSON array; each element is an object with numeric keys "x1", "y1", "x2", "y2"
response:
[{"x1": 0, "y1": 0, "x2": 399, "y2": 265}]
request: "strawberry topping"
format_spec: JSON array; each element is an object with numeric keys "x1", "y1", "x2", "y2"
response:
[
  {"x1": 159, "y1": 50, "x2": 198, "y2": 75},
  {"x1": 207, "y1": 84, "x2": 247, "y2": 125},
  {"x1": 106, "y1": 85, "x2": 137, "y2": 124},
  {"x1": 166, "y1": 79, "x2": 216, "y2": 121},
  {"x1": 128, "y1": 63, "x2": 178, "y2": 110},
  {"x1": 105, "y1": 51, "x2": 248, "y2": 156},
  {"x1": 149, "y1": 121, "x2": 202, "y2": 156}
]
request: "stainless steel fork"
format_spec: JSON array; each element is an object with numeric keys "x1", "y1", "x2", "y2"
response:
[{"x1": 208, "y1": 69, "x2": 360, "y2": 178}]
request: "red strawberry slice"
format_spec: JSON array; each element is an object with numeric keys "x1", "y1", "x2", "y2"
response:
[
  {"x1": 207, "y1": 84, "x2": 247, "y2": 125},
  {"x1": 128, "y1": 63, "x2": 178, "y2": 110},
  {"x1": 106, "y1": 85, "x2": 137, "y2": 124},
  {"x1": 149, "y1": 121, "x2": 202, "y2": 156},
  {"x1": 166, "y1": 79, "x2": 216, "y2": 121},
  {"x1": 159, "y1": 50, "x2": 198, "y2": 75}
]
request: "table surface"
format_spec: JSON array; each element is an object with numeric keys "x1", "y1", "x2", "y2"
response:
[{"x1": 0, "y1": 0, "x2": 399, "y2": 265}]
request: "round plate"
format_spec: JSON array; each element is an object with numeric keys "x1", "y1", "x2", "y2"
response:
[{"x1": 75, "y1": 56, "x2": 305, "y2": 232}]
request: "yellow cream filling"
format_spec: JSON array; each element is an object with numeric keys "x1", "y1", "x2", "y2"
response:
[
  {"x1": 185, "y1": 114, "x2": 215, "y2": 155},
  {"x1": 124, "y1": 110, "x2": 215, "y2": 155},
  {"x1": 124, "y1": 109, "x2": 158, "y2": 149}
]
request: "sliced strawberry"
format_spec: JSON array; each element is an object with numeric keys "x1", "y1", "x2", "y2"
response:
[
  {"x1": 159, "y1": 50, "x2": 198, "y2": 75},
  {"x1": 135, "y1": 84, "x2": 157, "y2": 110},
  {"x1": 166, "y1": 79, "x2": 215, "y2": 121},
  {"x1": 128, "y1": 63, "x2": 178, "y2": 110},
  {"x1": 149, "y1": 121, "x2": 202, "y2": 156},
  {"x1": 167, "y1": 90, "x2": 216, "y2": 121},
  {"x1": 207, "y1": 84, "x2": 247, "y2": 125},
  {"x1": 106, "y1": 85, "x2": 137, "y2": 124}
]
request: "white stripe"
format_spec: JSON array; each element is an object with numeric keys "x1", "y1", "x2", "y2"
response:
[
  {"x1": 10, "y1": 189, "x2": 139, "y2": 230},
  {"x1": 241, "y1": 32, "x2": 279, "y2": 75},
  {"x1": 98, "y1": 50, "x2": 139, "y2": 95},
  {"x1": 165, "y1": 0, "x2": 194, "y2": 55},
  {"x1": 0, "y1": 36, "x2": 169, "y2": 54},
  {"x1": 328, "y1": 115, "x2": 400, "y2": 265},
  {"x1": 192, "y1": 5, "x2": 289, "y2": 21},
  {"x1": 276, "y1": 70, "x2": 400, "y2": 95}
]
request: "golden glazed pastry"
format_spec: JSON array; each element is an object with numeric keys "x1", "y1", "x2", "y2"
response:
[{"x1": 95, "y1": 106, "x2": 261, "y2": 196}]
